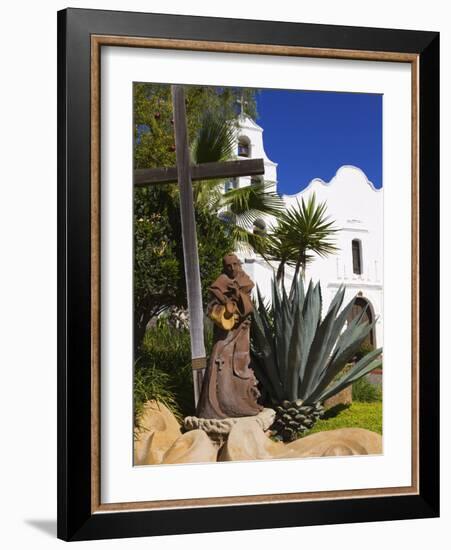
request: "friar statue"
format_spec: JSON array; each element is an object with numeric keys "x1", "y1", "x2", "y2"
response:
[{"x1": 196, "y1": 253, "x2": 263, "y2": 419}]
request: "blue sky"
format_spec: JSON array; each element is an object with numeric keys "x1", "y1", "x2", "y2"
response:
[{"x1": 255, "y1": 89, "x2": 382, "y2": 195}]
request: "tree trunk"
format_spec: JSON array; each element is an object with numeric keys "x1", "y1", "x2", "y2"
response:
[
  {"x1": 294, "y1": 254, "x2": 307, "y2": 280},
  {"x1": 134, "y1": 303, "x2": 166, "y2": 357},
  {"x1": 134, "y1": 313, "x2": 151, "y2": 358},
  {"x1": 276, "y1": 261, "x2": 285, "y2": 284},
  {"x1": 133, "y1": 307, "x2": 155, "y2": 361},
  {"x1": 293, "y1": 257, "x2": 302, "y2": 280}
]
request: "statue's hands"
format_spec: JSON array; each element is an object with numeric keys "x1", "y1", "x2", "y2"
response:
[
  {"x1": 224, "y1": 300, "x2": 237, "y2": 319},
  {"x1": 227, "y1": 282, "x2": 240, "y2": 299}
]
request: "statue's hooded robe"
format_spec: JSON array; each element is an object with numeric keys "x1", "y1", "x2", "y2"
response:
[{"x1": 196, "y1": 268, "x2": 263, "y2": 419}]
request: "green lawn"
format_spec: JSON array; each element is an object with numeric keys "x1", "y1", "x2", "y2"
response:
[{"x1": 307, "y1": 402, "x2": 382, "y2": 436}]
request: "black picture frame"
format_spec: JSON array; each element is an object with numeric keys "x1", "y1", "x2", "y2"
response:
[{"x1": 57, "y1": 7, "x2": 439, "y2": 542}]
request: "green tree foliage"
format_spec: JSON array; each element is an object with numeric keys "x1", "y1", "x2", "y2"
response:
[
  {"x1": 189, "y1": 112, "x2": 285, "y2": 253},
  {"x1": 133, "y1": 184, "x2": 234, "y2": 353},
  {"x1": 134, "y1": 84, "x2": 258, "y2": 170},
  {"x1": 134, "y1": 186, "x2": 180, "y2": 352},
  {"x1": 133, "y1": 83, "x2": 258, "y2": 354}
]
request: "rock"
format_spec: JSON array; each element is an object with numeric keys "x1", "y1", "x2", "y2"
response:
[
  {"x1": 219, "y1": 419, "x2": 285, "y2": 461},
  {"x1": 324, "y1": 386, "x2": 353, "y2": 409},
  {"x1": 220, "y1": 423, "x2": 382, "y2": 462},
  {"x1": 134, "y1": 400, "x2": 181, "y2": 465},
  {"x1": 134, "y1": 401, "x2": 381, "y2": 465},
  {"x1": 162, "y1": 430, "x2": 218, "y2": 464},
  {"x1": 183, "y1": 408, "x2": 275, "y2": 445},
  {"x1": 280, "y1": 428, "x2": 382, "y2": 458}
]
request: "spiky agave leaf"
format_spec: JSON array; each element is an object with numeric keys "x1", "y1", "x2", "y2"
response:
[
  {"x1": 304, "y1": 290, "x2": 357, "y2": 396},
  {"x1": 295, "y1": 281, "x2": 323, "y2": 399},
  {"x1": 272, "y1": 276, "x2": 295, "y2": 393},
  {"x1": 288, "y1": 274, "x2": 305, "y2": 314},
  {"x1": 256, "y1": 284, "x2": 272, "y2": 321},
  {"x1": 271, "y1": 279, "x2": 288, "y2": 389},
  {"x1": 316, "y1": 348, "x2": 383, "y2": 403},
  {"x1": 304, "y1": 315, "x2": 380, "y2": 404},
  {"x1": 251, "y1": 286, "x2": 284, "y2": 402},
  {"x1": 298, "y1": 288, "x2": 347, "y2": 399},
  {"x1": 286, "y1": 295, "x2": 304, "y2": 400},
  {"x1": 251, "y1": 276, "x2": 382, "y2": 412}
]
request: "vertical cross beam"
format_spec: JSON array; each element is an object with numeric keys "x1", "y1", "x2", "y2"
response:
[{"x1": 171, "y1": 85, "x2": 206, "y2": 405}]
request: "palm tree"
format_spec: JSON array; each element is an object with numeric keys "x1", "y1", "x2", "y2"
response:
[
  {"x1": 190, "y1": 112, "x2": 285, "y2": 251},
  {"x1": 263, "y1": 193, "x2": 339, "y2": 283},
  {"x1": 190, "y1": 114, "x2": 339, "y2": 286}
]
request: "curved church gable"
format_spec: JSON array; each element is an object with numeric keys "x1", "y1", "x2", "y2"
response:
[{"x1": 225, "y1": 114, "x2": 384, "y2": 347}]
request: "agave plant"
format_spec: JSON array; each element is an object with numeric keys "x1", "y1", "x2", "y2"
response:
[{"x1": 251, "y1": 277, "x2": 382, "y2": 441}]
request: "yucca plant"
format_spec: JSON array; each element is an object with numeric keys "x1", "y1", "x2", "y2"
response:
[
  {"x1": 251, "y1": 277, "x2": 382, "y2": 442},
  {"x1": 261, "y1": 194, "x2": 339, "y2": 282}
]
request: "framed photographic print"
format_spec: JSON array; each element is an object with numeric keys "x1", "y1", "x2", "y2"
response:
[{"x1": 57, "y1": 8, "x2": 439, "y2": 542}]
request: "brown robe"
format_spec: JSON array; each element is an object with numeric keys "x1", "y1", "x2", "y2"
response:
[{"x1": 196, "y1": 269, "x2": 263, "y2": 419}]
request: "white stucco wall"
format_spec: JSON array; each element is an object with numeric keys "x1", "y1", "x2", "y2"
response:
[
  {"x1": 229, "y1": 114, "x2": 278, "y2": 192},
  {"x1": 228, "y1": 115, "x2": 384, "y2": 347}
]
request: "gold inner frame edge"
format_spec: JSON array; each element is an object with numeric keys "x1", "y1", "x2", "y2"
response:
[{"x1": 90, "y1": 35, "x2": 420, "y2": 514}]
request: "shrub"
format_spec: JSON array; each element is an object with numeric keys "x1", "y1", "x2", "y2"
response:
[
  {"x1": 134, "y1": 323, "x2": 192, "y2": 423},
  {"x1": 134, "y1": 364, "x2": 181, "y2": 427},
  {"x1": 134, "y1": 320, "x2": 214, "y2": 424},
  {"x1": 352, "y1": 376, "x2": 382, "y2": 402},
  {"x1": 353, "y1": 341, "x2": 376, "y2": 362}
]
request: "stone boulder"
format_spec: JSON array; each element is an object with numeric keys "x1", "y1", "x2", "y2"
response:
[
  {"x1": 324, "y1": 386, "x2": 353, "y2": 410},
  {"x1": 134, "y1": 400, "x2": 181, "y2": 465},
  {"x1": 134, "y1": 400, "x2": 382, "y2": 465},
  {"x1": 220, "y1": 422, "x2": 382, "y2": 462},
  {"x1": 162, "y1": 430, "x2": 218, "y2": 464},
  {"x1": 281, "y1": 428, "x2": 382, "y2": 458},
  {"x1": 219, "y1": 419, "x2": 284, "y2": 461}
]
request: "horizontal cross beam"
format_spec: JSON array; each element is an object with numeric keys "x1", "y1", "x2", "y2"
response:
[{"x1": 134, "y1": 158, "x2": 265, "y2": 186}]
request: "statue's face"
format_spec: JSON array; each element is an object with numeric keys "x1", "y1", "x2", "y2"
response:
[{"x1": 224, "y1": 255, "x2": 240, "y2": 279}]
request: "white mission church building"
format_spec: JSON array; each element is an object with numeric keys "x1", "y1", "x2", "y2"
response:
[{"x1": 227, "y1": 113, "x2": 383, "y2": 348}]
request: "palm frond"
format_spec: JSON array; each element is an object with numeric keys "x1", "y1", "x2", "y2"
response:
[
  {"x1": 193, "y1": 178, "x2": 224, "y2": 209},
  {"x1": 262, "y1": 193, "x2": 339, "y2": 277},
  {"x1": 220, "y1": 181, "x2": 284, "y2": 228},
  {"x1": 223, "y1": 223, "x2": 268, "y2": 254},
  {"x1": 191, "y1": 111, "x2": 236, "y2": 164}
]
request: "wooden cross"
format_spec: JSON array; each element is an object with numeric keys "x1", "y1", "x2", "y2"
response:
[
  {"x1": 133, "y1": 85, "x2": 265, "y2": 406},
  {"x1": 236, "y1": 91, "x2": 248, "y2": 115}
]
